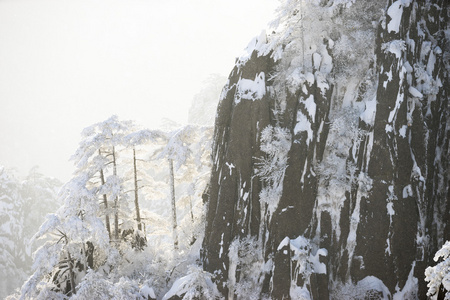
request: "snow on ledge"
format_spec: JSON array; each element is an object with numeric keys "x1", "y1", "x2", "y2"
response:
[
  {"x1": 235, "y1": 72, "x2": 266, "y2": 104},
  {"x1": 387, "y1": 0, "x2": 411, "y2": 34},
  {"x1": 277, "y1": 236, "x2": 291, "y2": 251},
  {"x1": 238, "y1": 30, "x2": 268, "y2": 65}
]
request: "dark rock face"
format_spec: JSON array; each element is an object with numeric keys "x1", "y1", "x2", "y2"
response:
[
  {"x1": 202, "y1": 51, "x2": 274, "y2": 291},
  {"x1": 202, "y1": 0, "x2": 449, "y2": 298}
]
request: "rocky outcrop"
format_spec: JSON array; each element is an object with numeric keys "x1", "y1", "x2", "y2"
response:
[{"x1": 202, "y1": 0, "x2": 449, "y2": 299}]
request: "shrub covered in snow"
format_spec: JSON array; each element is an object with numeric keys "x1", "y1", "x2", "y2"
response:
[
  {"x1": 162, "y1": 266, "x2": 223, "y2": 300},
  {"x1": 425, "y1": 241, "x2": 450, "y2": 300},
  {"x1": 256, "y1": 125, "x2": 292, "y2": 216},
  {"x1": 228, "y1": 236, "x2": 265, "y2": 300}
]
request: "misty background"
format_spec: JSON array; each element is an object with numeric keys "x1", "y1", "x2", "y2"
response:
[{"x1": 0, "y1": 0, "x2": 277, "y2": 181}]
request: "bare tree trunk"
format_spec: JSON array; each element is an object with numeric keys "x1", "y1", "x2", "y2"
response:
[
  {"x1": 169, "y1": 158, "x2": 178, "y2": 250},
  {"x1": 64, "y1": 235, "x2": 77, "y2": 296},
  {"x1": 99, "y1": 150, "x2": 111, "y2": 239},
  {"x1": 67, "y1": 251, "x2": 77, "y2": 295},
  {"x1": 82, "y1": 242, "x2": 88, "y2": 273},
  {"x1": 112, "y1": 146, "x2": 119, "y2": 241},
  {"x1": 188, "y1": 194, "x2": 196, "y2": 246},
  {"x1": 189, "y1": 195, "x2": 194, "y2": 223},
  {"x1": 133, "y1": 148, "x2": 142, "y2": 231}
]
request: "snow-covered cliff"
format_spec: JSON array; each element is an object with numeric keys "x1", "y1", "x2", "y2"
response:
[{"x1": 201, "y1": 0, "x2": 449, "y2": 298}]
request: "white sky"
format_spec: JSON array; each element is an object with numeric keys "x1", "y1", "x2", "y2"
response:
[{"x1": 0, "y1": 0, "x2": 278, "y2": 181}]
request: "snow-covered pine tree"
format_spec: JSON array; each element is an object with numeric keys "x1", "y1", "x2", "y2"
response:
[
  {"x1": 71, "y1": 115, "x2": 134, "y2": 243},
  {"x1": 21, "y1": 166, "x2": 62, "y2": 255},
  {"x1": 425, "y1": 241, "x2": 450, "y2": 300},
  {"x1": 123, "y1": 128, "x2": 164, "y2": 249},
  {"x1": 157, "y1": 126, "x2": 196, "y2": 250},
  {"x1": 155, "y1": 125, "x2": 213, "y2": 251},
  {"x1": 0, "y1": 167, "x2": 27, "y2": 299},
  {"x1": 14, "y1": 117, "x2": 214, "y2": 299},
  {"x1": 178, "y1": 126, "x2": 213, "y2": 241},
  {"x1": 0, "y1": 166, "x2": 62, "y2": 299},
  {"x1": 19, "y1": 116, "x2": 146, "y2": 298},
  {"x1": 20, "y1": 174, "x2": 110, "y2": 298}
]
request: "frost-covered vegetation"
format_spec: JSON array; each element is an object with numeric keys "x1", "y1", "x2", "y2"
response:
[
  {"x1": 426, "y1": 241, "x2": 450, "y2": 300},
  {"x1": 0, "y1": 167, "x2": 62, "y2": 299},
  {"x1": 4, "y1": 116, "x2": 215, "y2": 300},
  {"x1": 3, "y1": 0, "x2": 449, "y2": 298},
  {"x1": 257, "y1": 125, "x2": 292, "y2": 217}
]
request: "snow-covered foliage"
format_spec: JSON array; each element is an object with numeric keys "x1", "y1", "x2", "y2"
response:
[
  {"x1": 162, "y1": 266, "x2": 223, "y2": 300},
  {"x1": 227, "y1": 236, "x2": 265, "y2": 299},
  {"x1": 20, "y1": 174, "x2": 111, "y2": 298},
  {"x1": 72, "y1": 115, "x2": 134, "y2": 172},
  {"x1": 154, "y1": 125, "x2": 213, "y2": 250},
  {"x1": 248, "y1": 0, "x2": 384, "y2": 81},
  {"x1": 256, "y1": 125, "x2": 291, "y2": 216},
  {"x1": 0, "y1": 167, "x2": 27, "y2": 298},
  {"x1": 0, "y1": 166, "x2": 61, "y2": 299},
  {"x1": 425, "y1": 241, "x2": 450, "y2": 299},
  {"x1": 71, "y1": 270, "x2": 152, "y2": 300},
  {"x1": 13, "y1": 115, "x2": 214, "y2": 299},
  {"x1": 9, "y1": 0, "x2": 450, "y2": 298},
  {"x1": 315, "y1": 107, "x2": 368, "y2": 241},
  {"x1": 331, "y1": 276, "x2": 391, "y2": 300},
  {"x1": 157, "y1": 126, "x2": 197, "y2": 171},
  {"x1": 124, "y1": 128, "x2": 163, "y2": 148},
  {"x1": 275, "y1": 236, "x2": 327, "y2": 300}
]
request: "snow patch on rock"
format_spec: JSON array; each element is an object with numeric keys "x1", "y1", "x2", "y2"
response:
[{"x1": 234, "y1": 72, "x2": 266, "y2": 104}]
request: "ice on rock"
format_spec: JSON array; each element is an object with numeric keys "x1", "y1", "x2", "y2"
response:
[
  {"x1": 433, "y1": 46, "x2": 442, "y2": 55},
  {"x1": 242, "y1": 192, "x2": 249, "y2": 201},
  {"x1": 387, "y1": 202, "x2": 395, "y2": 224}
]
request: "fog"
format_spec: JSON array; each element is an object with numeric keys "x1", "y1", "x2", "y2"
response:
[{"x1": 0, "y1": 0, "x2": 277, "y2": 181}]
